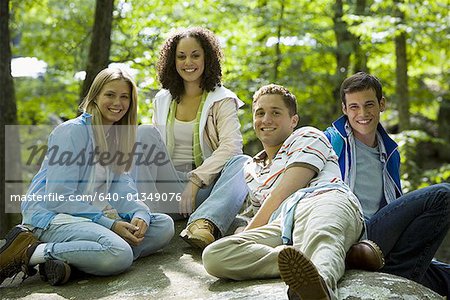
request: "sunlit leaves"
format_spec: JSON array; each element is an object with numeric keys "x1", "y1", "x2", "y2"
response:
[{"x1": 9, "y1": 0, "x2": 449, "y2": 183}]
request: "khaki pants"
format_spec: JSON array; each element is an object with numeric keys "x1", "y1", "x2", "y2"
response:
[{"x1": 202, "y1": 190, "x2": 363, "y2": 300}]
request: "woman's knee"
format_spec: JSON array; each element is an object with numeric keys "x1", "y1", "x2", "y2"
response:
[
  {"x1": 151, "y1": 213, "x2": 175, "y2": 248},
  {"x1": 224, "y1": 154, "x2": 251, "y2": 169},
  {"x1": 92, "y1": 239, "x2": 134, "y2": 276}
]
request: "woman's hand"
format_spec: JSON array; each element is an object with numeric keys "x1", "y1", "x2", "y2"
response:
[
  {"x1": 179, "y1": 181, "x2": 200, "y2": 217},
  {"x1": 130, "y1": 217, "x2": 148, "y2": 239},
  {"x1": 112, "y1": 220, "x2": 144, "y2": 246}
]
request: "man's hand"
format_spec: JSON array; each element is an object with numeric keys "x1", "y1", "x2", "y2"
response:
[
  {"x1": 112, "y1": 220, "x2": 144, "y2": 246},
  {"x1": 179, "y1": 181, "x2": 200, "y2": 217}
]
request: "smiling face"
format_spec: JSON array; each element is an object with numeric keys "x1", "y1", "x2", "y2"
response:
[
  {"x1": 96, "y1": 79, "x2": 131, "y2": 125},
  {"x1": 175, "y1": 37, "x2": 205, "y2": 86},
  {"x1": 342, "y1": 88, "x2": 385, "y2": 147},
  {"x1": 253, "y1": 94, "x2": 299, "y2": 155}
]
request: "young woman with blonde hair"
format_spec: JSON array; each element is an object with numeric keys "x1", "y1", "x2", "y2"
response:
[{"x1": 0, "y1": 68, "x2": 174, "y2": 286}]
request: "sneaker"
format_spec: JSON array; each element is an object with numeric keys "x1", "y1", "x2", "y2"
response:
[
  {"x1": 179, "y1": 219, "x2": 216, "y2": 249},
  {"x1": 345, "y1": 240, "x2": 385, "y2": 271},
  {"x1": 39, "y1": 260, "x2": 71, "y2": 286},
  {"x1": 278, "y1": 247, "x2": 330, "y2": 300},
  {"x1": 0, "y1": 225, "x2": 39, "y2": 284}
]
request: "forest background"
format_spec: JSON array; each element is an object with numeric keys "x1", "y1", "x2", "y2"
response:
[{"x1": 1, "y1": 0, "x2": 449, "y2": 235}]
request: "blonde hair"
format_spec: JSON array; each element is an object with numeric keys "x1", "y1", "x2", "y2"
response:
[{"x1": 79, "y1": 68, "x2": 138, "y2": 173}]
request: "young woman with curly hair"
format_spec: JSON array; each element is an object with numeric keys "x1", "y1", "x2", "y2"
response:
[{"x1": 133, "y1": 27, "x2": 249, "y2": 249}]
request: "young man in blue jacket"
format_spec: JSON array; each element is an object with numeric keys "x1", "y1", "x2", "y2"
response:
[{"x1": 324, "y1": 72, "x2": 450, "y2": 296}]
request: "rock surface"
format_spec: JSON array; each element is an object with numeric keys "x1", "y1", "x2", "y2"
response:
[
  {"x1": 0, "y1": 221, "x2": 444, "y2": 299},
  {"x1": 338, "y1": 270, "x2": 442, "y2": 299}
]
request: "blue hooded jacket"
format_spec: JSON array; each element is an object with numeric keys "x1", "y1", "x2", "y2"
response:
[
  {"x1": 22, "y1": 113, "x2": 151, "y2": 229},
  {"x1": 324, "y1": 115, "x2": 403, "y2": 205}
]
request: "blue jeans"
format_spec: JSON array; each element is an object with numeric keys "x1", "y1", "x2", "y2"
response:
[
  {"x1": 132, "y1": 125, "x2": 249, "y2": 236},
  {"x1": 366, "y1": 183, "x2": 450, "y2": 296},
  {"x1": 33, "y1": 213, "x2": 174, "y2": 276}
]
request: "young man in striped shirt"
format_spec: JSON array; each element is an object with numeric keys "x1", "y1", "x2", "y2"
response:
[{"x1": 202, "y1": 84, "x2": 365, "y2": 300}]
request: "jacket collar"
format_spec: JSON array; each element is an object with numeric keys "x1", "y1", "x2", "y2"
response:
[
  {"x1": 332, "y1": 115, "x2": 398, "y2": 156},
  {"x1": 79, "y1": 112, "x2": 93, "y2": 125}
]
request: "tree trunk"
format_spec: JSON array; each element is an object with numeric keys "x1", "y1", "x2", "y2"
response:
[
  {"x1": 353, "y1": 0, "x2": 368, "y2": 73},
  {"x1": 273, "y1": 0, "x2": 285, "y2": 82},
  {"x1": 394, "y1": 0, "x2": 410, "y2": 131},
  {"x1": 437, "y1": 94, "x2": 450, "y2": 161},
  {"x1": 0, "y1": 0, "x2": 22, "y2": 236},
  {"x1": 332, "y1": 0, "x2": 353, "y2": 110},
  {"x1": 79, "y1": 0, "x2": 115, "y2": 102}
]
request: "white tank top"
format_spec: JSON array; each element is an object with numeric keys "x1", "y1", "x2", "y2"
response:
[{"x1": 172, "y1": 118, "x2": 194, "y2": 167}]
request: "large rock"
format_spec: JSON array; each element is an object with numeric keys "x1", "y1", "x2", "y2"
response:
[
  {"x1": 338, "y1": 270, "x2": 443, "y2": 299},
  {"x1": 0, "y1": 222, "x2": 445, "y2": 300}
]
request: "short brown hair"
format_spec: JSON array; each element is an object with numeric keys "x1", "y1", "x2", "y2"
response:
[
  {"x1": 340, "y1": 72, "x2": 383, "y2": 105},
  {"x1": 252, "y1": 84, "x2": 297, "y2": 116}
]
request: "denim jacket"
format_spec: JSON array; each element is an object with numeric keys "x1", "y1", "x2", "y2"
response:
[
  {"x1": 324, "y1": 115, "x2": 402, "y2": 205},
  {"x1": 22, "y1": 113, "x2": 151, "y2": 229}
]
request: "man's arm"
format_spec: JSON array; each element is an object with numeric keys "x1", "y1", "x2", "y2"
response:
[{"x1": 245, "y1": 165, "x2": 316, "y2": 231}]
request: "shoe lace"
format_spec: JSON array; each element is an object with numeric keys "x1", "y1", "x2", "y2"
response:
[{"x1": 201, "y1": 220, "x2": 216, "y2": 234}]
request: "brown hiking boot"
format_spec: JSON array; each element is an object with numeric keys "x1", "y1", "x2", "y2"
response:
[
  {"x1": 180, "y1": 219, "x2": 216, "y2": 249},
  {"x1": 278, "y1": 247, "x2": 331, "y2": 300},
  {"x1": 0, "y1": 225, "x2": 40, "y2": 284},
  {"x1": 345, "y1": 240, "x2": 385, "y2": 271}
]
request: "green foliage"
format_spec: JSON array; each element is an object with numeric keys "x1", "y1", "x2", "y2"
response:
[
  {"x1": 419, "y1": 164, "x2": 450, "y2": 189},
  {"x1": 9, "y1": 0, "x2": 449, "y2": 185},
  {"x1": 11, "y1": 0, "x2": 94, "y2": 72},
  {"x1": 391, "y1": 130, "x2": 447, "y2": 192},
  {"x1": 344, "y1": 0, "x2": 449, "y2": 114}
]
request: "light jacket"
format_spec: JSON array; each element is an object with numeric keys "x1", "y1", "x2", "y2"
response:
[
  {"x1": 22, "y1": 113, "x2": 151, "y2": 229},
  {"x1": 152, "y1": 85, "x2": 244, "y2": 186},
  {"x1": 324, "y1": 115, "x2": 403, "y2": 206}
]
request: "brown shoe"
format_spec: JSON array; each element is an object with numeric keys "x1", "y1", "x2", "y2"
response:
[
  {"x1": 0, "y1": 225, "x2": 40, "y2": 284},
  {"x1": 278, "y1": 247, "x2": 331, "y2": 300},
  {"x1": 345, "y1": 240, "x2": 385, "y2": 271},
  {"x1": 180, "y1": 219, "x2": 216, "y2": 249}
]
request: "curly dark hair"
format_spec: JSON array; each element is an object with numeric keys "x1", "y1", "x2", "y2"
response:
[{"x1": 156, "y1": 27, "x2": 223, "y2": 102}]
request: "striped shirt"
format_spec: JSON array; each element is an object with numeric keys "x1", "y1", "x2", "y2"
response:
[{"x1": 244, "y1": 126, "x2": 346, "y2": 213}]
